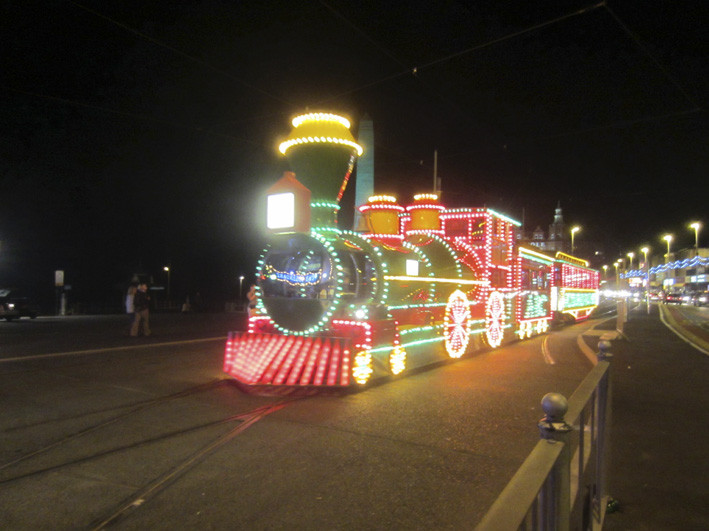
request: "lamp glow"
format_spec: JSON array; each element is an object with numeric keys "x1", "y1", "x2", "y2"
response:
[
  {"x1": 267, "y1": 192, "x2": 295, "y2": 229},
  {"x1": 570, "y1": 226, "x2": 581, "y2": 255},
  {"x1": 663, "y1": 234, "x2": 673, "y2": 258},
  {"x1": 405, "y1": 259, "x2": 419, "y2": 276},
  {"x1": 690, "y1": 222, "x2": 701, "y2": 255}
]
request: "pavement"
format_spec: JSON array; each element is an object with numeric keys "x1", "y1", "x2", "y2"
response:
[{"x1": 581, "y1": 303, "x2": 709, "y2": 531}]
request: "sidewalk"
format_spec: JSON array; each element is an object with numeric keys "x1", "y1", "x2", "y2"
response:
[{"x1": 585, "y1": 304, "x2": 709, "y2": 530}]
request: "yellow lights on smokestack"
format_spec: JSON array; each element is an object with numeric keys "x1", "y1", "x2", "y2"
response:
[{"x1": 278, "y1": 112, "x2": 363, "y2": 156}]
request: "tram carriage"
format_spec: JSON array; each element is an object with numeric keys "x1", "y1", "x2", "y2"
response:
[{"x1": 223, "y1": 112, "x2": 599, "y2": 390}]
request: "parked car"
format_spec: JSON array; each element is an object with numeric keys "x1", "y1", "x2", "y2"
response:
[
  {"x1": 692, "y1": 291, "x2": 709, "y2": 307},
  {"x1": 648, "y1": 291, "x2": 663, "y2": 302},
  {"x1": 0, "y1": 289, "x2": 38, "y2": 321}
]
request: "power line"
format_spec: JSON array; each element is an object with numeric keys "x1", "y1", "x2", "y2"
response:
[
  {"x1": 602, "y1": 2, "x2": 703, "y2": 112},
  {"x1": 316, "y1": 0, "x2": 467, "y2": 116},
  {"x1": 322, "y1": 1, "x2": 605, "y2": 100}
]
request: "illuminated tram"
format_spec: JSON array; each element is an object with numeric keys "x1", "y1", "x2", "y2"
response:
[{"x1": 223, "y1": 112, "x2": 599, "y2": 390}]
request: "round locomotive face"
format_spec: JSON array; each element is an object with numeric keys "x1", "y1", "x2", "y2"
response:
[{"x1": 259, "y1": 233, "x2": 377, "y2": 332}]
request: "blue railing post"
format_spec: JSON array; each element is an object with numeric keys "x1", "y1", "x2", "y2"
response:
[{"x1": 537, "y1": 392, "x2": 572, "y2": 531}]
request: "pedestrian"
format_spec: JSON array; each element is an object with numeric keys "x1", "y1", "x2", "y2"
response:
[
  {"x1": 130, "y1": 282, "x2": 151, "y2": 337},
  {"x1": 125, "y1": 283, "x2": 137, "y2": 326},
  {"x1": 247, "y1": 284, "x2": 258, "y2": 318}
]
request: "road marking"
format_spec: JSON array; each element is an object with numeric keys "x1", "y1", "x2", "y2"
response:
[
  {"x1": 0, "y1": 336, "x2": 228, "y2": 364},
  {"x1": 659, "y1": 305, "x2": 709, "y2": 356},
  {"x1": 541, "y1": 335, "x2": 555, "y2": 365}
]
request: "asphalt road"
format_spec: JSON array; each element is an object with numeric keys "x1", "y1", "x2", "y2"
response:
[{"x1": 0, "y1": 312, "x2": 603, "y2": 529}]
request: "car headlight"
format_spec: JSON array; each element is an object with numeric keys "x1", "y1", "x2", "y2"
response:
[{"x1": 7, "y1": 303, "x2": 14, "y2": 310}]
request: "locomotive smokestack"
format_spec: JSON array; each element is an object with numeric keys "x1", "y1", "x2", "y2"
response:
[{"x1": 278, "y1": 112, "x2": 363, "y2": 226}]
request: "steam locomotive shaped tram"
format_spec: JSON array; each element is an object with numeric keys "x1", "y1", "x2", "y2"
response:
[{"x1": 224, "y1": 112, "x2": 599, "y2": 390}]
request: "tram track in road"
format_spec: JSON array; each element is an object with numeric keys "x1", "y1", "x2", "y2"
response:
[
  {"x1": 1, "y1": 374, "x2": 303, "y2": 529},
  {"x1": 0, "y1": 379, "x2": 228, "y2": 473},
  {"x1": 87, "y1": 400, "x2": 291, "y2": 530},
  {"x1": 1, "y1": 378, "x2": 304, "y2": 484}
]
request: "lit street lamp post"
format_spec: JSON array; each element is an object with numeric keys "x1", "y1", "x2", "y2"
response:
[
  {"x1": 602, "y1": 264, "x2": 608, "y2": 279},
  {"x1": 570, "y1": 226, "x2": 581, "y2": 255},
  {"x1": 641, "y1": 246, "x2": 650, "y2": 312},
  {"x1": 163, "y1": 266, "x2": 171, "y2": 302},
  {"x1": 663, "y1": 234, "x2": 673, "y2": 262},
  {"x1": 627, "y1": 252, "x2": 635, "y2": 270},
  {"x1": 239, "y1": 275, "x2": 245, "y2": 309},
  {"x1": 689, "y1": 222, "x2": 701, "y2": 256}
]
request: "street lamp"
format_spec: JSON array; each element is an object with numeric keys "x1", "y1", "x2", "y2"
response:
[
  {"x1": 239, "y1": 275, "x2": 245, "y2": 304},
  {"x1": 641, "y1": 246, "x2": 650, "y2": 304},
  {"x1": 627, "y1": 252, "x2": 635, "y2": 270},
  {"x1": 689, "y1": 222, "x2": 701, "y2": 256},
  {"x1": 163, "y1": 266, "x2": 171, "y2": 301},
  {"x1": 570, "y1": 226, "x2": 581, "y2": 255},
  {"x1": 662, "y1": 234, "x2": 673, "y2": 262},
  {"x1": 602, "y1": 264, "x2": 608, "y2": 278}
]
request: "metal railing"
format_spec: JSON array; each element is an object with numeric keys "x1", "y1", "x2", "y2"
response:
[{"x1": 476, "y1": 340, "x2": 613, "y2": 530}]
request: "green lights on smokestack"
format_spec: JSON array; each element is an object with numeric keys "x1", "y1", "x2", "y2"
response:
[{"x1": 279, "y1": 112, "x2": 363, "y2": 228}]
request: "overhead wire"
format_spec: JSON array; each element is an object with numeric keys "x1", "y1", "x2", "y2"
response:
[
  {"x1": 602, "y1": 2, "x2": 703, "y2": 112},
  {"x1": 321, "y1": 1, "x2": 606, "y2": 101}
]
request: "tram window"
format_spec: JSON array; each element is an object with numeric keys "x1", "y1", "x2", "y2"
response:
[{"x1": 522, "y1": 264, "x2": 549, "y2": 290}]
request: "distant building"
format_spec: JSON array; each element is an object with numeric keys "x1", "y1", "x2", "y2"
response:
[
  {"x1": 643, "y1": 247, "x2": 709, "y2": 292},
  {"x1": 522, "y1": 202, "x2": 568, "y2": 254}
]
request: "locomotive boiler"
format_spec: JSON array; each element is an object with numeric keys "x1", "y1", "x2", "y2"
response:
[{"x1": 223, "y1": 112, "x2": 599, "y2": 390}]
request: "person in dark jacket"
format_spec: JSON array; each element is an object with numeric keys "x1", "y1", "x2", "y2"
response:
[{"x1": 130, "y1": 283, "x2": 151, "y2": 337}]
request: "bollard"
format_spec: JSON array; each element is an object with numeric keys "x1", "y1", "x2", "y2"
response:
[
  {"x1": 538, "y1": 392, "x2": 571, "y2": 439},
  {"x1": 538, "y1": 393, "x2": 572, "y2": 531},
  {"x1": 597, "y1": 339, "x2": 613, "y2": 362}
]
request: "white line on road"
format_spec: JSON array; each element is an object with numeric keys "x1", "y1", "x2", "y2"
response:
[
  {"x1": 0, "y1": 336, "x2": 228, "y2": 364},
  {"x1": 659, "y1": 305, "x2": 709, "y2": 356}
]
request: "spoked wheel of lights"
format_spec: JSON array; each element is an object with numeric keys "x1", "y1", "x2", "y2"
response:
[
  {"x1": 444, "y1": 290, "x2": 472, "y2": 358},
  {"x1": 485, "y1": 290, "x2": 505, "y2": 348}
]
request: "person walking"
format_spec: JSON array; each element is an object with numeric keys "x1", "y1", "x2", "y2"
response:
[{"x1": 130, "y1": 282, "x2": 151, "y2": 337}]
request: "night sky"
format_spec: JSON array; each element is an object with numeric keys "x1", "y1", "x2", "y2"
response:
[{"x1": 2, "y1": 1, "x2": 707, "y2": 308}]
